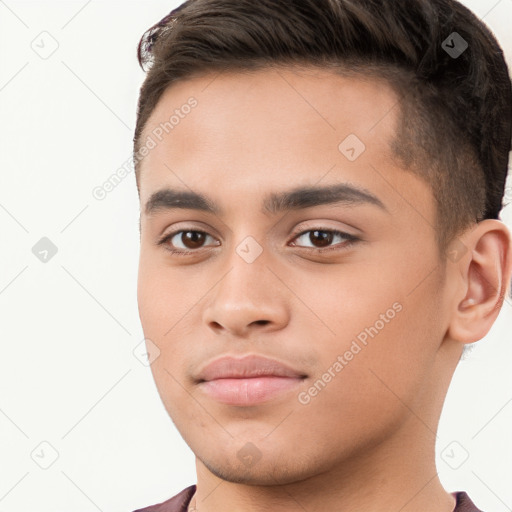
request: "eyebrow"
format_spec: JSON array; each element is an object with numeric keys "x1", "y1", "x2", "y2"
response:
[{"x1": 144, "y1": 183, "x2": 388, "y2": 216}]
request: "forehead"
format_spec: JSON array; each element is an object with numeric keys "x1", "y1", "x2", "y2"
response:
[
  {"x1": 140, "y1": 65, "x2": 401, "y2": 155},
  {"x1": 136, "y1": 66, "x2": 433, "y2": 224}
]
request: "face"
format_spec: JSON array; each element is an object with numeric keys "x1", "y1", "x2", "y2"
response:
[{"x1": 137, "y1": 66, "x2": 457, "y2": 485}]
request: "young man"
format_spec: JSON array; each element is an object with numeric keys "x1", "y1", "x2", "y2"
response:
[{"x1": 132, "y1": 0, "x2": 512, "y2": 511}]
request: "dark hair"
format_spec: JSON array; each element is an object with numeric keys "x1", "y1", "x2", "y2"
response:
[{"x1": 133, "y1": 0, "x2": 511, "y2": 255}]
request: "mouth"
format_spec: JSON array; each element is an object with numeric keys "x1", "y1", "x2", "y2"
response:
[
  {"x1": 198, "y1": 376, "x2": 306, "y2": 406},
  {"x1": 195, "y1": 354, "x2": 308, "y2": 406}
]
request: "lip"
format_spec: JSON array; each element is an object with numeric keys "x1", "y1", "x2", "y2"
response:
[
  {"x1": 196, "y1": 354, "x2": 307, "y2": 406},
  {"x1": 196, "y1": 354, "x2": 306, "y2": 381}
]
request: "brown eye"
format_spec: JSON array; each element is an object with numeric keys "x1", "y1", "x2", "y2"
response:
[
  {"x1": 291, "y1": 228, "x2": 358, "y2": 251},
  {"x1": 158, "y1": 230, "x2": 219, "y2": 255},
  {"x1": 308, "y1": 230, "x2": 334, "y2": 248},
  {"x1": 178, "y1": 231, "x2": 208, "y2": 249}
]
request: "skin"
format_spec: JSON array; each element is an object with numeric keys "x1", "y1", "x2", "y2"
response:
[{"x1": 136, "y1": 66, "x2": 512, "y2": 512}]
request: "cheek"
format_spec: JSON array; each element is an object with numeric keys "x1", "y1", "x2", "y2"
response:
[
  {"x1": 287, "y1": 257, "x2": 406, "y2": 345},
  {"x1": 291, "y1": 252, "x2": 443, "y2": 395},
  {"x1": 137, "y1": 258, "x2": 202, "y2": 388},
  {"x1": 136, "y1": 263, "x2": 195, "y2": 414},
  {"x1": 137, "y1": 255, "x2": 195, "y2": 335},
  {"x1": 291, "y1": 296, "x2": 440, "y2": 452}
]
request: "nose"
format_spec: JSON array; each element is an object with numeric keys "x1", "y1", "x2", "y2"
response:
[{"x1": 201, "y1": 255, "x2": 290, "y2": 338}]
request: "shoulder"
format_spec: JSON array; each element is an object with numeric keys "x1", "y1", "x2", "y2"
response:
[
  {"x1": 132, "y1": 485, "x2": 196, "y2": 512},
  {"x1": 453, "y1": 491, "x2": 484, "y2": 512}
]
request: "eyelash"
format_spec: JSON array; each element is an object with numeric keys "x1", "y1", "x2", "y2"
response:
[{"x1": 157, "y1": 227, "x2": 360, "y2": 256}]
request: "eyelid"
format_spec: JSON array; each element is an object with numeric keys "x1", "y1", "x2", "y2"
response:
[
  {"x1": 157, "y1": 224, "x2": 359, "y2": 255},
  {"x1": 157, "y1": 228, "x2": 218, "y2": 250},
  {"x1": 156, "y1": 221, "x2": 220, "y2": 243},
  {"x1": 289, "y1": 224, "x2": 357, "y2": 240}
]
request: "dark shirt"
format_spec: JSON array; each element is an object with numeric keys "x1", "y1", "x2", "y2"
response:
[{"x1": 132, "y1": 485, "x2": 484, "y2": 512}]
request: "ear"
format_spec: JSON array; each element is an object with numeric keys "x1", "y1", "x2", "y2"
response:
[{"x1": 446, "y1": 219, "x2": 512, "y2": 345}]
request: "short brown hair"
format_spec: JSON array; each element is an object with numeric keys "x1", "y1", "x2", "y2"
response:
[{"x1": 133, "y1": 0, "x2": 512, "y2": 255}]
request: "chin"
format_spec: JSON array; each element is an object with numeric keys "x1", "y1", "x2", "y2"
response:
[{"x1": 198, "y1": 450, "x2": 320, "y2": 486}]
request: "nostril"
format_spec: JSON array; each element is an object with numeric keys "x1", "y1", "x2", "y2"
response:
[{"x1": 253, "y1": 320, "x2": 270, "y2": 326}]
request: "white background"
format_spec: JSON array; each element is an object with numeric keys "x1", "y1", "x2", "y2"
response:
[{"x1": 0, "y1": 1, "x2": 511, "y2": 511}]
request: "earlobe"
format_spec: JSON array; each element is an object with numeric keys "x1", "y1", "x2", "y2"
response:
[{"x1": 447, "y1": 220, "x2": 512, "y2": 345}]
